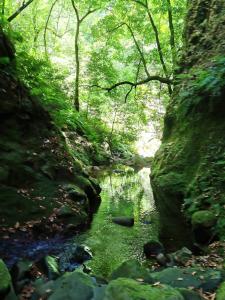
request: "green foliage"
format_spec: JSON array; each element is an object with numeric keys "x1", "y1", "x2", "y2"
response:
[{"x1": 178, "y1": 56, "x2": 225, "y2": 115}]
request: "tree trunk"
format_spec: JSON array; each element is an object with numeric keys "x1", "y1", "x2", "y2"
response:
[{"x1": 74, "y1": 20, "x2": 80, "y2": 112}]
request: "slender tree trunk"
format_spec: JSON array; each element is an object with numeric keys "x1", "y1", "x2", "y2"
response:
[
  {"x1": 146, "y1": 7, "x2": 172, "y2": 95},
  {"x1": 8, "y1": 0, "x2": 34, "y2": 22},
  {"x1": 108, "y1": 108, "x2": 118, "y2": 155},
  {"x1": 44, "y1": 0, "x2": 59, "y2": 58},
  {"x1": 74, "y1": 20, "x2": 80, "y2": 111},
  {"x1": 167, "y1": 0, "x2": 176, "y2": 71}
]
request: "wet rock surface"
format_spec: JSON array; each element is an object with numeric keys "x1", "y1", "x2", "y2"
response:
[{"x1": 112, "y1": 217, "x2": 134, "y2": 227}]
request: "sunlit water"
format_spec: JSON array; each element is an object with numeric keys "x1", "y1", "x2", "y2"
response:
[{"x1": 74, "y1": 166, "x2": 158, "y2": 278}]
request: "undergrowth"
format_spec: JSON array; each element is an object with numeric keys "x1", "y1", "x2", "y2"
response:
[{"x1": 0, "y1": 18, "x2": 134, "y2": 165}]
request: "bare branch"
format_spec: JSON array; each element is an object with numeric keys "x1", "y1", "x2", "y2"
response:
[
  {"x1": 8, "y1": 0, "x2": 34, "y2": 22},
  {"x1": 46, "y1": 27, "x2": 72, "y2": 38},
  {"x1": 91, "y1": 75, "x2": 172, "y2": 92}
]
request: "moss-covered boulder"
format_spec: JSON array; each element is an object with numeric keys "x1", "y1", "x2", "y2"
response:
[
  {"x1": 216, "y1": 282, "x2": 225, "y2": 300},
  {"x1": 151, "y1": 267, "x2": 222, "y2": 292},
  {"x1": 0, "y1": 259, "x2": 12, "y2": 296},
  {"x1": 48, "y1": 271, "x2": 96, "y2": 300},
  {"x1": 109, "y1": 260, "x2": 153, "y2": 283},
  {"x1": 177, "y1": 288, "x2": 203, "y2": 300},
  {"x1": 104, "y1": 278, "x2": 184, "y2": 300},
  {"x1": 191, "y1": 211, "x2": 216, "y2": 228}
]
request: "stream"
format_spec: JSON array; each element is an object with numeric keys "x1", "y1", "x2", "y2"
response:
[
  {"x1": 0, "y1": 165, "x2": 158, "y2": 278},
  {"x1": 73, "y1": 165, "x2": 158, "y2": 278}
]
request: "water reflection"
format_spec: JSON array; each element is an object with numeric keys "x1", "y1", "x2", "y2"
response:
[{"x1": 74, "y1": 166, "x2": 158, "y2": 278}]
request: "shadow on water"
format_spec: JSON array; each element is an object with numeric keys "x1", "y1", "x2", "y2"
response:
[{"x1": 73, "y1": 166, "x2": 158, "y2": 278}]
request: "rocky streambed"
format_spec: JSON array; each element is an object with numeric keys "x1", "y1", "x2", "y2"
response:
[{"x1": 1, "y1": 166, "x2": 225, "y2": 299}]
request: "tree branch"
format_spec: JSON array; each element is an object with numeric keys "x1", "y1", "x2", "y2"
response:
[
  {"x1": 8, "y1": 0, "x2": 34, "y2": 22},
  {"x1": 125, "y1": 85, "x2": 134, "y2": 103},
  {"x1": 71, "y1": 0, "x2": 79, "y2": 22},
  {"x1": 133, "y1": 0, "x2": 173, "y2": 94},
  {"x1": 80, "y1": 8, "x2": 98, "y2": 23},
  {"x1": 91, "y1": 75, "x2": 172, "y2": 92},
  {"x1": 131, "y1": 0, "x2": 147, "y2": 8}
]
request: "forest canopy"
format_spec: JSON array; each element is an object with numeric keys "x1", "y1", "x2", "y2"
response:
[{"x1": 0, "y1": 0, "x2": 186, "y2": 159}]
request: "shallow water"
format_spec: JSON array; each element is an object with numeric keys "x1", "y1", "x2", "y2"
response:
[
  {"x1": 73, "y1": 166, "x2": 158, "y2": 278},
  {"x1": 0, "y1": 165, "x2": 158, "y2": 276}
]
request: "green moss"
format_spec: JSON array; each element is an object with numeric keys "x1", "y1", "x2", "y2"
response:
[
  {"x1": 105, "y1": 278, "x2": 184, "y2": 300},
  {"x1": 191, "y1": 210, "x2": 216, "y2": 227},
  {"x1": 216, "y1": 282, "x2": 225, "y2": 300},
  {"x1": 109, "y1": 260, "x2": 153, "y2": 283},
  {"x1": 0, "y1": 259, "x2": 11, "y2": 294}
]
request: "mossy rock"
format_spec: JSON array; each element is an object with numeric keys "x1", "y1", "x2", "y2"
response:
[
  {"x1": 37, "y1": 256, "x2": 60, "y2": 280},
  {"x1": 151, "y1": 267, "x2": 222, "y2": 292},
  {"x1": 48, "y1": 270, "x2": 95, "y2": 300},
  {"x1": 191, "y1": 210, "x2": 216, "y2": 227},
  {"x1": 177, "y1": 288, "x2": 203, "y2": 300},
  {"x1": 216, "y1": 282, "x2": 225, "y2": 300},
  {"x1": 0, "y1": 259, "x2": 11, "y2": 295},
  {"x1": 104, "y1": 278, "x2": 184, "y2": 300},
  {"x1": 109, "y1": 260, "x2": 153, "y2": 283}
]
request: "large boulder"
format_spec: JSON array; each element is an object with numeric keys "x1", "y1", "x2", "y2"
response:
[
  {"x1": 48, "y1": 271, "x2": 95, "y2": 300},
  {"x1": 104, "y1": 278, "x2": 184, "y2": 300},
  {"x1": 109, "y1": 260, "x2": 153, "y2": 283}
]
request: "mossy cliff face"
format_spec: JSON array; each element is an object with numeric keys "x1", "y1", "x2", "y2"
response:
[
  {"x1": 151, "y1": 0, "x2": 225, "y2": 246},
  {"x1": 0, "y1": 33, "x2": 100, "y2": 232}
]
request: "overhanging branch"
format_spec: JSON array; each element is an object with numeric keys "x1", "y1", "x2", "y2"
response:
[
  {"x1": 8, "y1": 0, "x2": 34, "y2": 22},
  {"x1": 91, "y1": 75, "x2": 172, "y2": 92}
]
